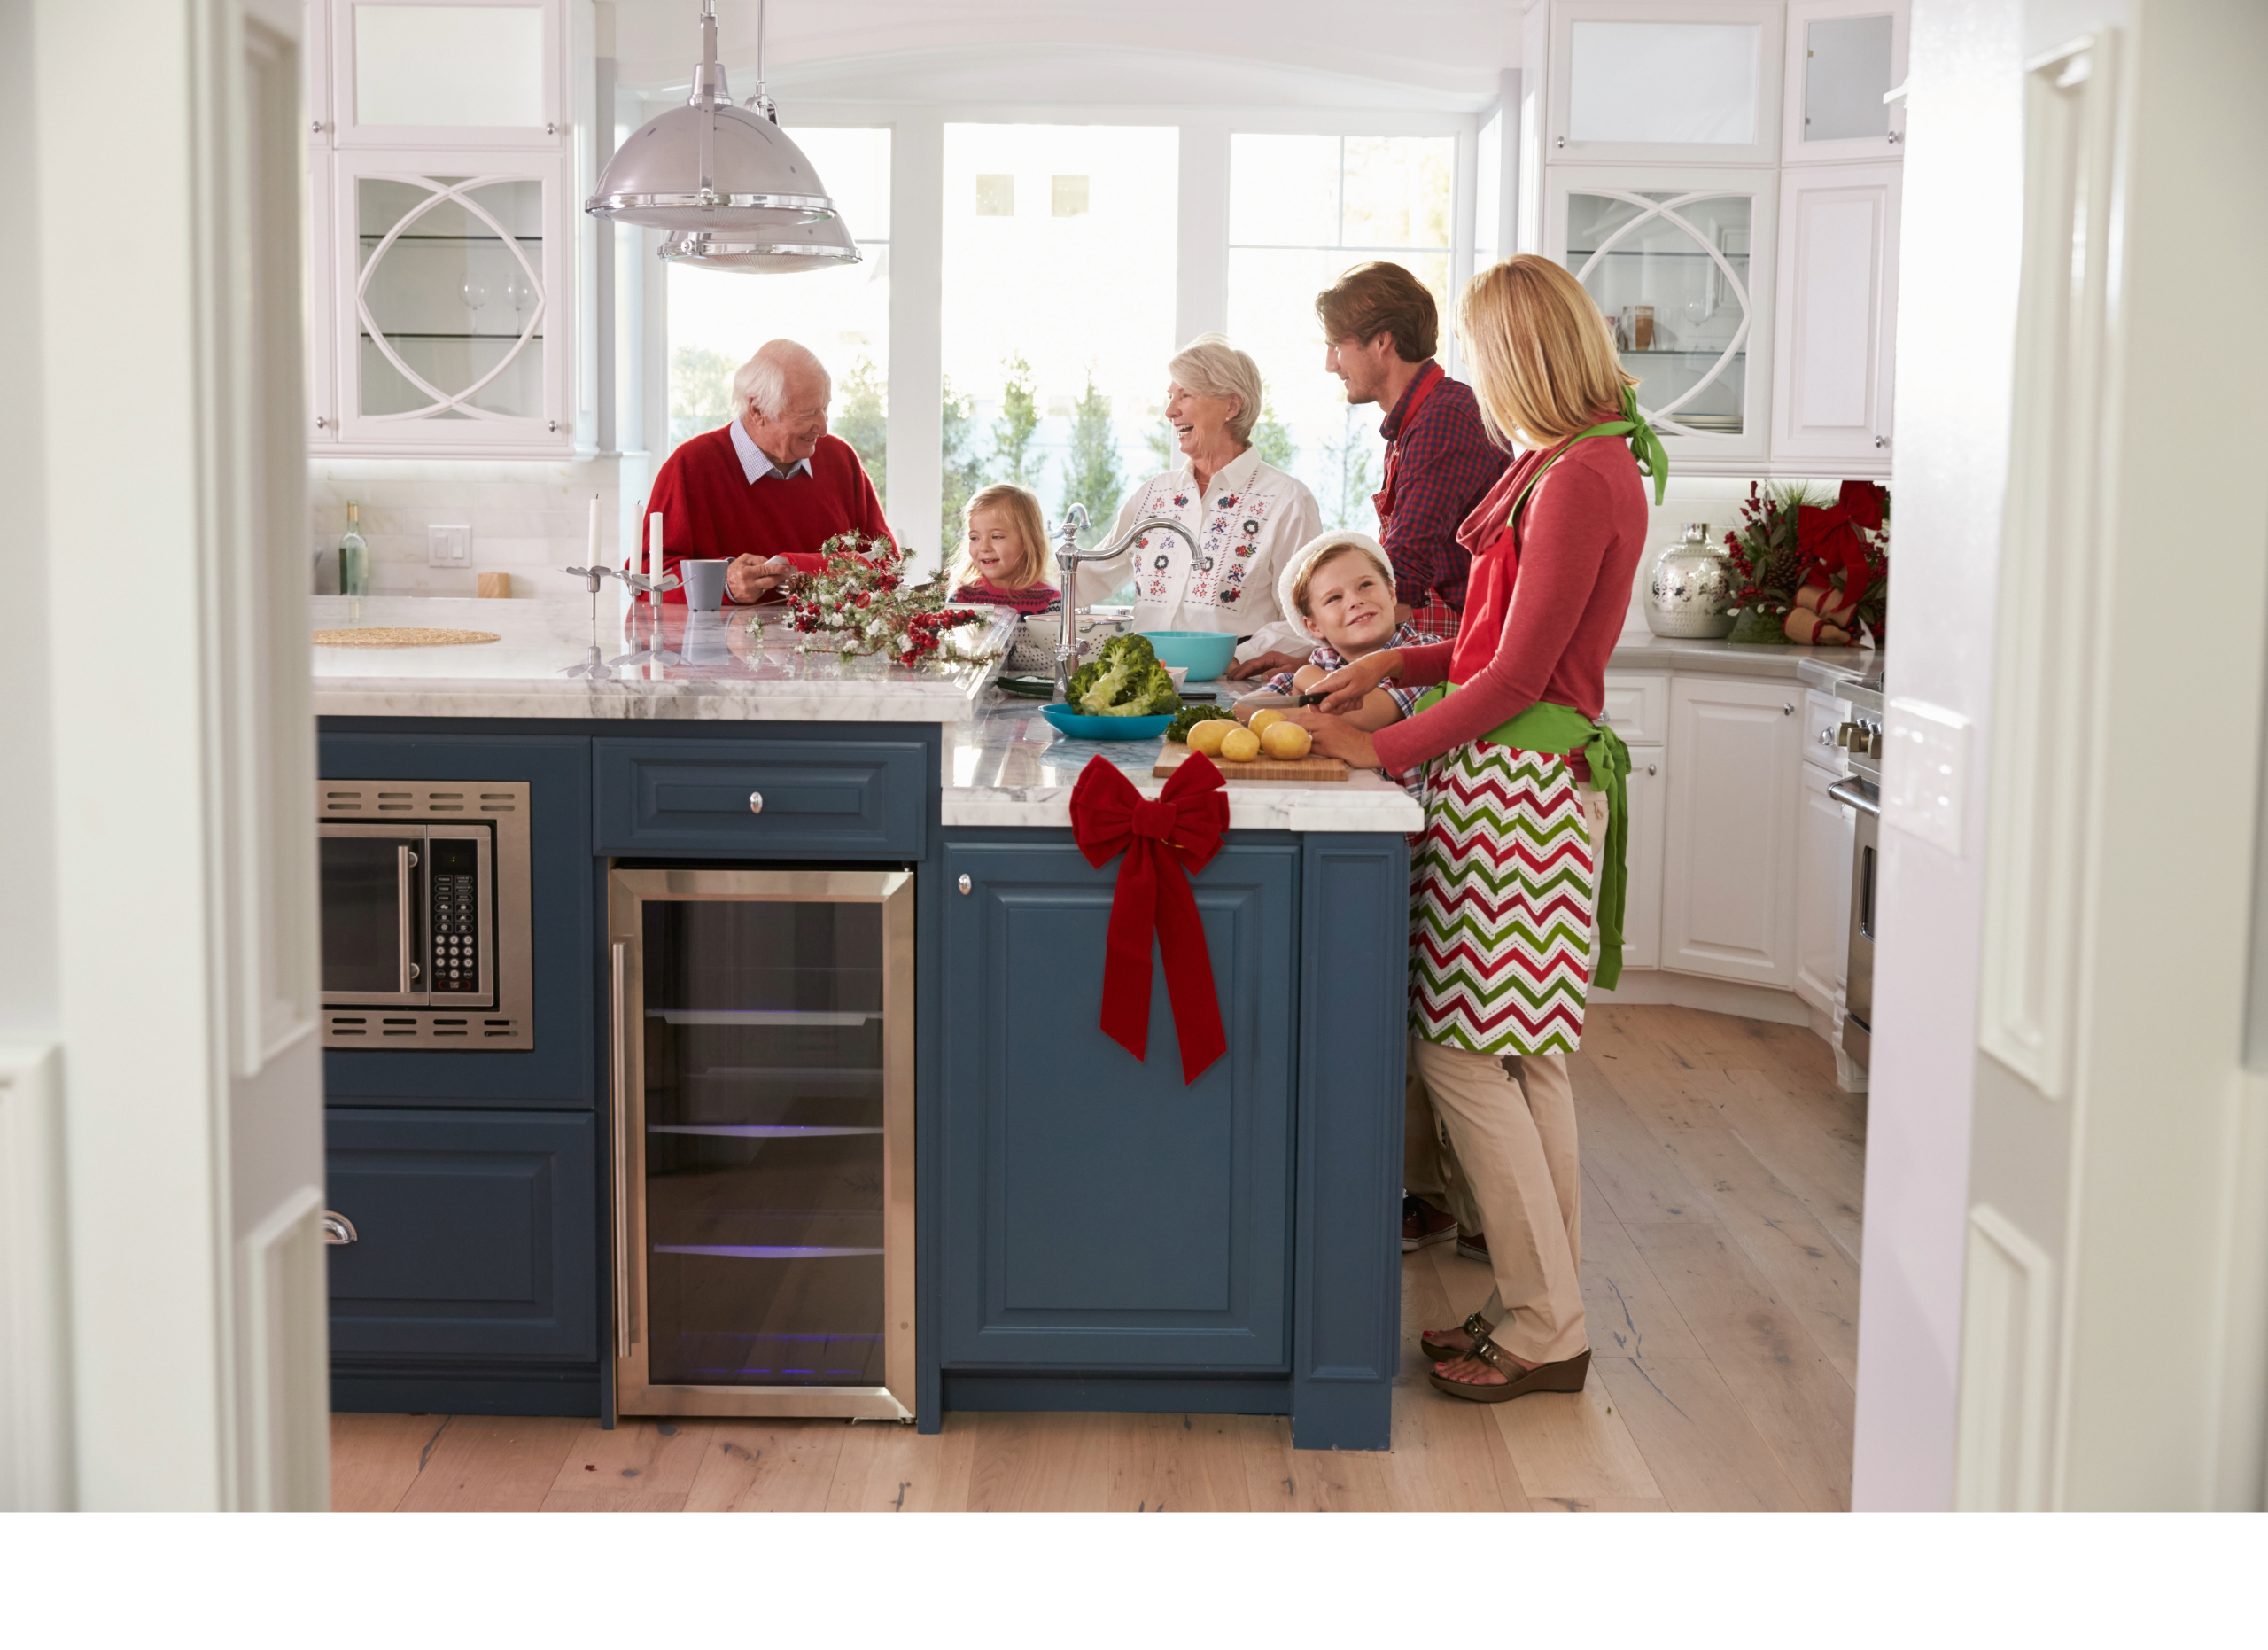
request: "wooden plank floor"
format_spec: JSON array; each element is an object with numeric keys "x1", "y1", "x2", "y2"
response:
[{"x1": 330, "y1": 1006, "x2": 1862, "y2": 1513}]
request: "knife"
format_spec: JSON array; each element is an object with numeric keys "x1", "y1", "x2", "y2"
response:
[{"x1": 1235, "y1": 691, "x2": 1331, "y2": 709}]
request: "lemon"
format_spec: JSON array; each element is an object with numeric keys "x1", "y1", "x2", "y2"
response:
[
  {"x1": 1260, "y1": 721, "x2": 1313, "y2": 760},
  {"x1": 1187, "y1": 718, "x2": 1233, "y2": 755},
  {"x1": 1219, "y1": 727, "x2": 1262, "y2": 763},
  {"x1": 1247, "y1": 708, "x2": 1285, "y2": 735}
]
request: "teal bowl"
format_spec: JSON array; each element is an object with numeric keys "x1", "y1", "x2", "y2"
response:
[
  {"x1": 1140, "y1": 630, "x2": 1239, "y2": 681},
  {"x1": 1040, "y1": 704, "x2": 1174, "y2": 742}
]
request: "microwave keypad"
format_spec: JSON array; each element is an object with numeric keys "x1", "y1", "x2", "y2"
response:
[{"x1": 430, "y1": 860, "x2": 479, "y2": 993}]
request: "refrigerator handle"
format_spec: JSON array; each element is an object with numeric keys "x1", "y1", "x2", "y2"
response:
[{"x1": 610, "y1": 939, "x2": 633, "y2": 1360}]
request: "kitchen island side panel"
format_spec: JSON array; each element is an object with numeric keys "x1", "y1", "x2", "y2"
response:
[{"x1": 1292, "y1": 833, "x2": 1409, "y2": 1452}]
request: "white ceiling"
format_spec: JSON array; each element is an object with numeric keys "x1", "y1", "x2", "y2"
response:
[{"x1": 607, "y1": 0, "x2": 1523, "y2": 110}]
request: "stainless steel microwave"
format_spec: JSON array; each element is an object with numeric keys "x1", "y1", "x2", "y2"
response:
[{"x1": 316, "y1": 782, "x2": 534, "y2": 1049}]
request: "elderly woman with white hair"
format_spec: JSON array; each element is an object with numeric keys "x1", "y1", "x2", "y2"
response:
[{"x1": 1074, "y1": 333, "x2": 1324, "y2": 670}]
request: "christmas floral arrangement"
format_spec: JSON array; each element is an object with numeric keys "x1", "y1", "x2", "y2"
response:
[
  {"x1": 1722, "y1": 479, "x2": 1891, "y2": 646},
  {"x1": 774, "y1": 533, "x2": 995, "y2": 668}
]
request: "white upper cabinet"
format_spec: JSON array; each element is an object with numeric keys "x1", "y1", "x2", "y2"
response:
[
  {"x1": 1547, "y1": 2, "x2": 1785, "y2": 167},
  {"x1": 330, "y1": 0, "x2": 563, "y2": 148},
  {"x1": 1782, "y1": 0, "x2": 1908, "y2": 164},
  {"x1": 1771, "y1": 160, "x2": 1899, "y2": 470},
  {"x1": 1547, "y1": 166, "x2": 1778, "y2": 470}
]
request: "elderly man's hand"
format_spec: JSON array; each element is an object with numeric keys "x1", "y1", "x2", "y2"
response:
[
  {"x1": 1224, "y1": 649, "x2": 1311, "y2": 681},
  {"x1": 726, "y1": 554, "x2": 798, "y2": 603}
]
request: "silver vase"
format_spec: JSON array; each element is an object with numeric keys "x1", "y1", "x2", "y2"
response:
[{"x1": 1644, "y1": 522, "x2": 1737, "y2": 639}]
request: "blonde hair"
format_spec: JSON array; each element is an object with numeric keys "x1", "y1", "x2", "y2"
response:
[
  {"x1": 1457, "y1": 256, "x2": 1635, "y2": 448},
  {"x1": 1292, "y1": 541, "x2": 1393, "y2": 618},
  {"x1": 958, "y1": 483, "x2": 1052, "y2": 591},
  {"x1": 1166, "y1": 333, "x2": 1264, "y2": 444}
]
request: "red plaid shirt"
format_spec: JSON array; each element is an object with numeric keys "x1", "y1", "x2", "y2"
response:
[{"x1": 1376, "y1": 362, "x2": 1510, "y2": 638}]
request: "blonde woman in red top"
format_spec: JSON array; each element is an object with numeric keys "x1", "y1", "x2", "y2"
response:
[{"x1": 1293, "y1": 256, "x2": 1663, "y2": 1403}]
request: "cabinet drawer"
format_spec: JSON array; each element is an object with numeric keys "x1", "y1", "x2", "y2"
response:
[
  {"x1": 325, "y1": 1109, "x2": 596, "y2": 1361},
  {"x1": 1600, "y1": 673, "x2": 1668, "y2": 745},
  {"x1": 1803, "y1": 689, "x2": 1851, "y2": 775},
  {"x1": 595, "y1": 737, "x2": 927, "y2": 859}
]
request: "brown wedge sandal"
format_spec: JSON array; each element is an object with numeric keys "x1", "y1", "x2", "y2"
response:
[
  {"x1": 1427, "y1": 1319, "x2": 1590, "y2": 1404},
  {"x1": 1419, "y1": 1311, "x2": 1492, "y2": 1366}
]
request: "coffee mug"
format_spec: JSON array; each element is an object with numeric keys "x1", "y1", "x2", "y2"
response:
[{"x1": 680, "y1": 558, "x2": 729, "y2": 611}]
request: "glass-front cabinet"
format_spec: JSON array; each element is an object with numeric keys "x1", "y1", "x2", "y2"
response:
[
  {"x1": 1546, "y1": 167, "x2": 1777, "y2": 468},
  {"x1": 608, "y1": 868, "x2": 916, "y2": 1421},
  {"x1": 1545, "y1": 1, "x2": 1786, "y2": 166},
  {"x1": 1782, "y1": 0, "x2": 1908, "y2": 163},
  {"x1": 307, "y1": 0, "x2": 574, "y2": 455}
]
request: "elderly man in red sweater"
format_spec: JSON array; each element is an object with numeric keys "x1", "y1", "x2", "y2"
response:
[{"x1": 645, "y1": 339, "x2": 892, "y2": 604}]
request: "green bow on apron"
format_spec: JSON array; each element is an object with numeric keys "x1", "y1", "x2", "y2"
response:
[{"x1": 1404, "y1": 387, "x2": 1666, "y2": 991}]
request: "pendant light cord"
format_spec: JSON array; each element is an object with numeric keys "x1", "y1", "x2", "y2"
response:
[{"x1": 750, "y1": 0, "x2": 777, "y2": 122}]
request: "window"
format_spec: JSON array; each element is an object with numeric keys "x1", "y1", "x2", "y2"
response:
[
  {"x1": 666, "y1": 127, "x2": 891, "y2": 504},
  {"x1": 1225, "y1": 134, "x2": 1455, "y2": 529},
  {"x1": 940, "y1": 124, "x2": 1177, "y2": 552}
]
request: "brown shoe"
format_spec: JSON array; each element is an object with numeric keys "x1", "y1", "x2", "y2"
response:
[
  {"x1": 1402, "y1": 1195, "x2": 1457, "y2": 1252},
  {"x1": 1456, "y1": 1230, "x2": 1489, "y2": 1264},
  {"x1": 1428, "y1": 1320, "x2": 1590, "y2": 1404}
]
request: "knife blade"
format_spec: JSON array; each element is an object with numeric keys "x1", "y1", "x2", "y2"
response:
[{"x1": 1235, "y1": 691, "x2": 1331, "y2": 709}]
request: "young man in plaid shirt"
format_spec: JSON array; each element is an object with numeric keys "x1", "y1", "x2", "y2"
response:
[{"x1": 1319, "y1": 261, "x2": 1510, "y2": 645}]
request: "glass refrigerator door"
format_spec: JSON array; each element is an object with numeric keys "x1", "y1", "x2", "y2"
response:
[{"x1": 610, "y1": 869, "x2": 914, "y2": 1421}]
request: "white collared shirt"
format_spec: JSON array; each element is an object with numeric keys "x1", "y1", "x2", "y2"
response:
[
  {"x1": 729, "y1": 416, "x2": 814, "y2": 484},
  {"x1": 1075, "y1": 446, "x2": 1324, "y2": 662}
]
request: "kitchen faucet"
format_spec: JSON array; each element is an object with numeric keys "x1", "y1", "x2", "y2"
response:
[{"x1": 1050, "y1": 506, "x2": 1199, "y2": 704}]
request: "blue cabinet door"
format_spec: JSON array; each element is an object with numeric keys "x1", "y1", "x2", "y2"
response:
[
  {"x1": 325, "y1": 1108, "x2": 597, "y2": 1362},
  {"x1": 938, "y1": 841, "x2": 1297, "y2": 1369}
]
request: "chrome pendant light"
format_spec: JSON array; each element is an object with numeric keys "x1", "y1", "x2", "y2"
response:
[{"x1": 586, "y1": 0, "x2": 858, "y2": 271}]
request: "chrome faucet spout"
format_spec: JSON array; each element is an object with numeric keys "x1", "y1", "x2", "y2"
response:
[{"x1": 1049, "y1": 510, "x2": 1200, "y2": 703}]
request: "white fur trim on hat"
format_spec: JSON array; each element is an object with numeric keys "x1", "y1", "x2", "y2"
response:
[{"x1": 1275, "y1": 531, "x2": 1396, "y2": 641}]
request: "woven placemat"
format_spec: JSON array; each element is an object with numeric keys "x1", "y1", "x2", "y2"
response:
[{"x1": 314, "y1": 627, "x2": 501, "y2": 648}]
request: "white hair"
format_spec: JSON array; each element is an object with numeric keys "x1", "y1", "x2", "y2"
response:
[
  {"x1": 732, "y1": 339, "x2": 830, "y2": 418},
  {"x1": 1167, "y1": 333, "x2": 1265, "y2": 444}
]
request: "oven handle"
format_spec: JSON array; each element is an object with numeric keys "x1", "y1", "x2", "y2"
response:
[
  {"x1": 610, "y1": 939, "x2": 633, "y2": 1360},
  {"x1": 1828, "y1": 776, "x2": 1881, "y2": 820},
  {"x1": 394, "y1": 844, "x2": 421, "y2": 991}
]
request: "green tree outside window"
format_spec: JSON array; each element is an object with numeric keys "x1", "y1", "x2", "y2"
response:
[
  {"x1": 834, "y1": 356, "x2": 888, "y2": 508},
  {"x1": 1059, "y1": 373, "x2": 1124, "y2": 549},
  {"x1": 669, "y1": 345, "x2": 735, "y2": 448}
]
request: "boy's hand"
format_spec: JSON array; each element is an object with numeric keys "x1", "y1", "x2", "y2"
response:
[
  {"x1": 1224, "y1": 649, "x2": 1309, "y2": 681},
  {"x1": 1286, "y1": 710, "x2": 1379, "y2": 770},
  {"x1": 1311, "y1": 648, "x2": 1402, "y2": 715}
]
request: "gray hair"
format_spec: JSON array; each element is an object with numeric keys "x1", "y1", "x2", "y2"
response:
[
  {"x1": 732, "y1": 339, "x2": 830, "y2": 418},
  {"x1": 1168, "y1": 333, "x2": 1264, "y2": 444}
]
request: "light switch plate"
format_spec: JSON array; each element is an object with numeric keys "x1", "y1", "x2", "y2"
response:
[
  {"x1": 1884, "y1": 697, "x2": 1971, "y2": 856},
  {"x1": 428, "y1": 524, "x2": 472, "y2": 567}
]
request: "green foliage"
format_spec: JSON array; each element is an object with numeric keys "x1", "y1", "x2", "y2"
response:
[
  {"x1": 1318, "y1": 409, "x2": 1379, "y2": 531},
  {"x1": 1059, "y1": 374, "x2": 1125, "y2": 548},
  {"x1": 669, "y1": 345, "x2": 736, "y2": 448},
  {"x1": 990, "y1": 354, "x2": 1044, "y2": 492},
  {"x1": 940, "y1": 377, "x2": 985, "y2": 555},
  {"x1": 1144, "y1": 418, "x2": 1178, "y2": 471},
  {"x1": 834, "y1": 357, "x2": 888, "y2": 507},
  {"x1": 1251, "y1": 398, "x2": 1296, "y2": 472},
  {"x1": 1072, "y1": 634, "x2": 1177, "y2": 716},
  {"x1": 1167, "y1": 704, "x2": 1234, "y2": 743}
]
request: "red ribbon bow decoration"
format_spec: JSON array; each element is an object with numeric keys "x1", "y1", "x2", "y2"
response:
[
  {"x1": 1796, "y1": 479, "x2": 1888, "y2": 600},
  {"x1": 1068, "y1": 753, "x2": 1232, "y2": 1084}
]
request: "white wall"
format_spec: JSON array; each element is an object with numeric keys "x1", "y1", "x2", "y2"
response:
[{"x1": 1847, "y1": 0, "x2": 2028, "y2": 1510}]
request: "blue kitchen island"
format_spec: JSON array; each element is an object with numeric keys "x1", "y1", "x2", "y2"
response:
[{"x1": 314, "y1": 596, "x2": 1420, "y2": 1451}]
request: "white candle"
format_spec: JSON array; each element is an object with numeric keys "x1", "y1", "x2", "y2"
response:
[
  {"x1": 586, "y1": 494, "x2": 599, "y2": 571},
  {"x1": 648, "y1": 511, "x2": 664, "y2": 606}
]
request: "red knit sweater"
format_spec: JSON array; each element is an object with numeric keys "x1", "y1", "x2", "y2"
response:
[{"x1": 642, "y1": 426, "x2": 891, "y2": 603}]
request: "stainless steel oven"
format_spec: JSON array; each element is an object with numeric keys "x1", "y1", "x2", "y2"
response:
[
  {"x1": 1828, "y1": 678, "x2": 1885, "y2": 1071},
  {"x1": 317, "y1": 782, "x2": 534, "y2": 1048}
]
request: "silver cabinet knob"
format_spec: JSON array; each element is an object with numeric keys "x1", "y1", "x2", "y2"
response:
[
  {"x1": 748, "y1": 791, "x2": 764, "y2": 814},
  {"x1": 1783, "y1": 703, "x2": 1796, "y2": 715},
  {"x1": 1875, "y1": 436, "x2": 1890, "y2": 448},
  {"x1": 322, "y1": 1212, "x2": 357, "y2": 1246},
  {"x1": 1645, "y1": 763, "x2": 1657, "y2": 777},
  {"x1": 958, "y1": 874, "x2": 972, "y2": 894},
  {"x1": 315, "y1": 416, "x2": 330, "y2": 430},
  {"x1": 546, "y1": 122, "x2": 558, "y2": 136},
  {"x1": 1819, "y1": 728, "x2": 1835, "y2": 746}
]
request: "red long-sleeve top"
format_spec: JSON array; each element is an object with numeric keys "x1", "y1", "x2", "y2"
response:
[
  {"x1": 1371, "y1": 434, "x2": 1649, "y2": 780},
  {"x1": 643, "y1": 427, "x2": 892, "y2": 603}
]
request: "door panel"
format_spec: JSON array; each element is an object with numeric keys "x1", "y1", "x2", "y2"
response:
[
  {"x1": 1663, "y1": 677, "x2": 1802, "y2": 985},
  {"x1": 939, "y1": 842, "x2": 1297, "y2": 1369}
]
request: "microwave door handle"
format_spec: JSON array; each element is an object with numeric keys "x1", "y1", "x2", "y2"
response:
[{"x1": 395, "y1": 844, "x2": 423, "y2": 994}]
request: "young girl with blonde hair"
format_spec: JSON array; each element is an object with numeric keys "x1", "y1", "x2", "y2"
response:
[{"x1": 950, "y1": 483, "x2": 1060, "y2": 616}]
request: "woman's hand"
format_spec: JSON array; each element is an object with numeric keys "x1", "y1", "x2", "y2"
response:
[
  {"x1": 1309, "y1": 648, "x2": 1402, "y2": 716},
  {"x1": 1286, "y1": 710, "x2": 1379, "y2": 770}
]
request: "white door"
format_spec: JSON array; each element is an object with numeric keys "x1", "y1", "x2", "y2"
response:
[
  {"x1": 1782, "y1": 0, "x2": 1909, "y2": 165},
  {"x1": 1661, "y1": 675, "x2": 1801, "y2": 986},
  {"x1": 1619, "y1": 746, "x2": 1666, "y2": 972},
  {"x1": 1795, "y1": 759, "x2": 1855, "y2": 1012},
  {"x1": 1771, "y1": 160, "x2": 1900, "y2": 471},
  {"x1": 1545, "y1": 0, "x2": 1786, "y2": 167}
]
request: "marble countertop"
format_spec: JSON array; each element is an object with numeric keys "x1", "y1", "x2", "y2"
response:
[
  {"x1": 945, "y1": 693, "x2": 1425, "y2": 833},
  {"x1": 1609, "y1": 634, "x2": 1876, "y2": 681},
  {"x1": 310, "y1": 595, "x2": 1017, "y2": 722}
]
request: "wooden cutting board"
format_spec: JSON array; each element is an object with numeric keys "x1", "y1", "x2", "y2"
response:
[{"x1": 1153, "y1": 742, "x2": 1348, "y2": 782}]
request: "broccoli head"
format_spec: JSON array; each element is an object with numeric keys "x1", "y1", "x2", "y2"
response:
[
  {"x1": 1099, "y1": 633, "x2": 1157, "y2": 671},
  {"x1": 1068, "y1": 659, "x2": 1107, "y2": 704},
  {"x1": 1168, "y1": 704, "x2": 1233, "y2": 743},
  {"x1": 1096, "y1": 663, "x2": 1180, "y2": 717}
]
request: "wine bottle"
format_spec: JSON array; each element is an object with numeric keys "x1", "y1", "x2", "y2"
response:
[{"x1": 339, "y1": 502, "x2": 369, "y2": 596}]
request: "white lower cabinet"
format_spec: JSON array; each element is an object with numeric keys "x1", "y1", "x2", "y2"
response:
[
  {"x1": 1795, "y1": 759, "x2": 1856, "y2": 1012},
  {"x1": 1661, "y1": 675, "x2": 1803, "y2": 987},
  {"x1": 1619, "y1": 744, "x2": 1666, "y2": 972}
]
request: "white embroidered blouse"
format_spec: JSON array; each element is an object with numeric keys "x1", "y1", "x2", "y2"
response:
[{"x1": 1072, "y1": 446, "x2": 1324, "y2": 662}]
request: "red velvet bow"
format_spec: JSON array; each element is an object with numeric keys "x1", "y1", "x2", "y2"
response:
[
  {"x1": 1068, "y1": 753, "x2": 1231, "y2": 1084},
  {"x1": 1797, "y1": 479, "x2": 1887, "y2": 595}
]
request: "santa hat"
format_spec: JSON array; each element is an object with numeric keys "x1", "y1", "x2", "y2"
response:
[{"x1": 1274, "y1": 531, "x2": 1397, "y2": 642}]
